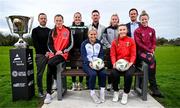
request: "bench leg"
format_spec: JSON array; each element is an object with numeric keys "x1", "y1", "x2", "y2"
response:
[
  {"x1": 57, "y1": 63, "x2": 66, "y2": 101},
  {"x1": 142, "y1": 62, "x2": 148, "y2": 101}
]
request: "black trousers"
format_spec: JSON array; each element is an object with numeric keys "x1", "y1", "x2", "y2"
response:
[
  {"x1": 112, "y1": 66, "x2": 135, "y2": 93},
  {"x1": 35, "y1": 54, "x2": 48, "y2": 93},
  {"x1": 46, "y1": 55, "x2": 65, "y2": 94}
]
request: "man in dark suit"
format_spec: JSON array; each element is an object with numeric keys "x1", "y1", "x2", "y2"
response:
[{"x1": 126, "y1": 8, "x2": 140, "y2": 38}]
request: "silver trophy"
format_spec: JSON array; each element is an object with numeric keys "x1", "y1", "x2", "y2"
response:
[{"x1": 6, "y1": 15, "x2": 33, "y2": 48}]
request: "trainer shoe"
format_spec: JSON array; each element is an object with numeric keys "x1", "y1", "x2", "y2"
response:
[
  {"x1": 38, "y1": 92, "x2": 44, "y2": 98},
  {"x1": 149, "y1": 86, "x2": 164, "y2": 98},
  {"x1": 106, "y1": 84, "x2": 112, "y2": 91},
  {"x1": 121, "y1": 93, "x2": 128, "y2": 105},
  {"x1": 44, "y1": 93, "x2": 52, "y2": 104},
  {"x1": 100, "y1": 91, "x2": 105, "y2": 103},
  {"x1": 71, "y1": 82, "x2": 77, "y2": 91},
  {"x1": 112, "y1": 91, "x2": 119, "y2": 102},
  {"x1": 91, "y1": 94, "x2": 101, "y2": 104},
  {"x1": 77, "y1": 82, "x2": 83, "y2": 91}
]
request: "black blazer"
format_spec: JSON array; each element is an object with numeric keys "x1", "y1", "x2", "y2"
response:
[{"x1": 126, "y1": 22, "x2": 141, "y2": 37}]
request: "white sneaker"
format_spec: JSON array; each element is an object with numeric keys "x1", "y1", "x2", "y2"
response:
[
  {"x1": 121, "y1": 93, "x2": 128, "y2": 105},
  {"x1": 44, "y1": 93, "x2": 52, "y2": 104},
  {"x1": 71, "y1": 82, "x2": 77, "y2": 91},
  {"x1": 112, "y1": 91, "x2": 119, "y2": 102},
  {"x1": 106, "y1": 84, "x2": 112, "y2": 91},
  {"x1": 52, "y1": 80, "x2": 57, "y2": 90},
  {"x1": 77, "y1": 82, "x2": 83, "y2": 91},
  {"x1": 91, "y1": 94, "x2": 101, "y2": 104},
  {"x1": 100, "y1": 91, "x2": 105, "y2": 103}
]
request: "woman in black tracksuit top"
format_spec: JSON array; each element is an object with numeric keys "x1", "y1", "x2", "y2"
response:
[{"x1": 69, "y1": 12, "x2": 88, "y2": 91}]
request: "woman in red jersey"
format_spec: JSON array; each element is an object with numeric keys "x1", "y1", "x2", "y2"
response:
[{"x1": 110, "y1": 24, "x2": 136, "y2": 104}]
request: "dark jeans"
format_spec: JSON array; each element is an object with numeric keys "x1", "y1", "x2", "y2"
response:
[
  {"x1": 35, "y1": 54, "x2": 48, "y2": 93},
  {"x1": 112, "y1": 66, "x2": 135, "y2": 93},
  {"x1": 83, "y1": 64, "x2": 106, "y2": 90},
  {"x1": 46, "y1": 55, "x2": 65, "y2": 94},
  {"x1": 138, "y1": 52, "x2": 157, "y2": 87}
]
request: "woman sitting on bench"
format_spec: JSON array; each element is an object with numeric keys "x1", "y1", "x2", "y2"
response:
[
  {"x1": 110, "y1": 24, "x2": 136, "y2": 104},
  {"x1": 81, "y1": 27, "x2": 106, "y2": 104}
]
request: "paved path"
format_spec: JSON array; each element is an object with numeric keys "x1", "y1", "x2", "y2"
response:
[{"x1": 42, "y1": 90, "x2": 164, "y2": 108}]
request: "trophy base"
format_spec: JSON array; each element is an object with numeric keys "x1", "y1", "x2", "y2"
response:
[{"x1": 14, "y1": 38, "x2": 28, "y2": 48}]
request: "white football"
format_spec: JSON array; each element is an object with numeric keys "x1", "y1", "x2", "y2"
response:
[
  {"x1": 91, "y1": 58, "x2": 105, "y2": 70},
  {"x1": 115, "y1": 59, "x2": 129, "y2": 71}
]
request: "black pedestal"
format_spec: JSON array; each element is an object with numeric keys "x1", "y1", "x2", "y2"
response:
[{"x1": 9, "y1": 48, "x2": 35, "y2": 101}]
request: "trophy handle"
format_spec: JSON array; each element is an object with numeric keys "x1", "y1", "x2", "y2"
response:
[
  {"x1": 5, "y1": 17, "x2": 13, "y2": 34},
  {"x1": 29, "y1": 17, "x2": 34, "y2": 33}
]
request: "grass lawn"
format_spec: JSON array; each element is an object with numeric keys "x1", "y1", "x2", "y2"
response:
[{"x1": 0, "y1": 46, "x2": 180, "y2": 108}]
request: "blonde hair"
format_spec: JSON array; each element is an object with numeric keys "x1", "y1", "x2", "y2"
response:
[
  {"x1": 88, "y1": 27, "x2": 97, "y2": 34},
  {"x1": 110, "y1": 14, "x2": 120, "y2": 26},
  {"x1": 139, "y1": 10, "x2": 149, "y2": 20}
]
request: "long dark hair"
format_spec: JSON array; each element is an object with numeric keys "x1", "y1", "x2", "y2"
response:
[{"x1": 53, "y1": 14, "x2": 64, "y2": 37}]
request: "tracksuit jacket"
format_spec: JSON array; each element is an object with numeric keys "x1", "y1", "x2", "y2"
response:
[
  {"x1": 134, "y1": 26, "x2": 156, "y2": 53},
  {"x1": 88, "y1": 23, "x2": 105, "y2": 41},
  {"x1": 48, "y1": 26, "x2": 73, "y2": 60},
  {"x1": 110, "y1": 36, "x2": 136, "y2": 65},
  {"x1": 81, "y1": 39, "x2": 104, "y2": 65},
  {"x1": 101, "y1": 25, "x2": 118, "y2": 48},
  {"x1": 69, "y1": 22, "x2": 88, "y2": 54}
]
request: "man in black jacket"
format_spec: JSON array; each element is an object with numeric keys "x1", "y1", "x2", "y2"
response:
[{"x1": 32, "y1": 13, "x2": 50, "y2": 97}]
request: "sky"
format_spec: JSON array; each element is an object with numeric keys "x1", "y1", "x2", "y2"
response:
[{"x1": 0, "y1": 0, "x2": 180, "y2": 39}]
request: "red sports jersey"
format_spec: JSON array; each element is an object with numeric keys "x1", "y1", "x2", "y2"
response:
[{"x1": 110, "y1": 36, "x2": 136, "y2": 65}]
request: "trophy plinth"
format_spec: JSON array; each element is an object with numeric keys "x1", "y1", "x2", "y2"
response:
[{"x1": 6, "y1": 15, "x2": 33, "y2": 48}]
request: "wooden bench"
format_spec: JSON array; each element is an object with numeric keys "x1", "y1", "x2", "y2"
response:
[{"x1": 56, "y1": 51, "x2": 148, "y2": 101}]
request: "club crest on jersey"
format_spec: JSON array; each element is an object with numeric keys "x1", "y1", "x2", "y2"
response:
[
  {"x1": 63, "y1": 32, "x2": 67, "y2": 37},
  {"x1": 149, "y1": 32, "x2": 152, "y2": 36},
  {"x1": 126, "y1": 42, "x2": 130, "y2": 47}
]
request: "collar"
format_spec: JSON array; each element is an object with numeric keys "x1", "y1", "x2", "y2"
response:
[
  {"x1": 92, "y1": 22, "x2": 99, "y2": 29},
  {"x1": 39, "y1": 25, "x2": 47, "y2": 28}
]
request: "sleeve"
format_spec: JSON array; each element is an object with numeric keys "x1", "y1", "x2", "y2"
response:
[
  {"x1": 31, "y1": 29, "x2": 39, "y2": 50},
  {"x1": 110, "y1": 40, "x2": 117, "y2": 65},
  {"x1": 98, "y1": 42, "x2": 104, "y2": 60},
  {"x1": 62, "y1": 27, "x2": 74, "y2": 53},
  {"x1": 99, "y1": 25, "x2": 105, "y2": 42},
  {"x1": 151, "y1": 29, "x2": 156, "y2": 52},
  {"x1": 81, "y1": 41, "x2": 89, "y2": 64},
  {"x1": 47, "y1": 30, "x2": 56, "y2": 53},
  {"x1": 83, "y1": 26, "x2": 88, "y2": 40},
  {"x1": 101, "y1": 28, "x2": 111, "y2": 48},
  {"x1": 134, "y1": 29, "x2": 152, "y2": 53},
  {"x1": 130, "y1": 39, "x2": 136, "y2": 64}
]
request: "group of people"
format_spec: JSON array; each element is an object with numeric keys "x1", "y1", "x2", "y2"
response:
[{"x1": 31, "y1": 8, "x2": 164, "y2": 105}]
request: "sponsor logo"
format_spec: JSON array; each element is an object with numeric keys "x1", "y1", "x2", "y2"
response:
[
  {"x1": 27, "y1": 53, "x2": 32, "y2": 65},
  {"x1": 13, "y1": 83, "x2": 26, "y2": 87},
  {"x1": 12, "y1": 71, "x2": 26, "y2": 77},
  {"x1": 27, "y1": 70, "x2": 33, "y2": 76},
  {"x1": 13, "y1": 54, "x2": 24, "y2": 66},
  {"x1": 28, "y1": 80, "x2": 34, "y2": 86}
]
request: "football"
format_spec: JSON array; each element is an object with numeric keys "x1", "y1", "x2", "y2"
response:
[
  {"x1": 115, "y1": 59, "x2": 129, "y2": 71},
  {"x1": 91, "y1": 58, "x2": 105, "y2": 70}
]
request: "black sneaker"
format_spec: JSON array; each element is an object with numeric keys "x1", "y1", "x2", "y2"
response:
[{"x1": 149, "y1": 86, "x2": 164, "y2": 98}]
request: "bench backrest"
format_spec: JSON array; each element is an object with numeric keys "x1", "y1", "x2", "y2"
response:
[{"x1": 67, "y1": 49, "x2": 110, "y2": 69}]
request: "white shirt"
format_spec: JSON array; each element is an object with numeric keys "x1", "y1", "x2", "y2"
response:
[{"x1": 130, "y1": 22, "x2": 139, "y2": 38}]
